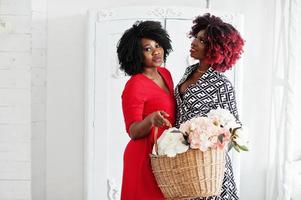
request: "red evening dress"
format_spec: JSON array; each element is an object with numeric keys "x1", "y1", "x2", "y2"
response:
[{"x1": 121, "y1": 67, "x2": 176, "y2": 200}]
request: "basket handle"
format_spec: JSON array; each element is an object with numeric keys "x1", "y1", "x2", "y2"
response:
[{"x1": 153, "y1": 120, "x2": 172, "y2": 155}]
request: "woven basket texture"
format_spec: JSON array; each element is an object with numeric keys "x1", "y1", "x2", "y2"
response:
[{"x1": 151, "y1": 148, "x2": 225, "y2": 199}]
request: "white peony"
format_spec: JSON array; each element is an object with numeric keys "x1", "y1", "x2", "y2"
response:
[
  {"x1": 199, "y1": 136, "x2": 212, "y2": 152},
  {"x1": 152, "y1": 128, "x2": 189, "y2": 157},
  {"x1": 207, "y1": 107, "x2": 238, "y2": 128},
  {"x1": 224, "y1": 121, "x2": 241, "y2": 130},
  {"x1": 233, "y1": 128, "x2": 249, "y2": 148}
]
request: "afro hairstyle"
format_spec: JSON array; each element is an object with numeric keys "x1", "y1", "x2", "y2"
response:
[{"x1": 116, "y1": 20, "x2": 172, "y2": 76}]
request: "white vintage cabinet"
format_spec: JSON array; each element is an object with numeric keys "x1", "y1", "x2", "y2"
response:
[{"x1": 86, "y1": 6, "x2": 244, "y2": 200}]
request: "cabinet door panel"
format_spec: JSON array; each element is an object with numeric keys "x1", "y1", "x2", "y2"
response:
[
  {"x1": 165, "y1": 19, "x2": 196, "y2": 85},
  {"x1": 94, "y1": 19, "x2": 164, "y2": 199},
  {"x1": 89, "y1": 9, "x2": 243, "y2": 199}
]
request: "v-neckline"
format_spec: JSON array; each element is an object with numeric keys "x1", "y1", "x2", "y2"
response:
[
  {"x1": 176, "y1": 65, "x2": 212, "y2": 101},
  {"x1": 141, "y1": 69, "x2": 171, "y2": 96}
]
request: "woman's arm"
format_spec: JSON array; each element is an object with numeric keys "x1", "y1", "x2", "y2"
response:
[{"x1": 129, "y1": 111, "x2": 170, "y2": 140}]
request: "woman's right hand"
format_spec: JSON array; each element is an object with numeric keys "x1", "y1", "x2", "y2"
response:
[
  {"x1": 128, "y1": 110, "x2": 170, "y2": 140},
  {"x1": 148, "y1": 111, "x2": 170, "y2": 127}
]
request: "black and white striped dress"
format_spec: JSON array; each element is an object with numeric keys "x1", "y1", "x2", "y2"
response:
[{"x1": 175, "y1": 64, "x2": 239, "y2": 200}]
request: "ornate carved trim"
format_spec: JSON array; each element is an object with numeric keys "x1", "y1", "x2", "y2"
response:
[
  {"x1": 107, "y1": 179, "x2": 120, "y2": 200},
  {"x1": 98, "y1": 9, "x2": 114, "y2": 21},
  {"x1": 147, "y1": 8, "x2": 183, "y2": 18},
  {"x1": 111, "y1": 57, "x2": 125, "y2": 79}
]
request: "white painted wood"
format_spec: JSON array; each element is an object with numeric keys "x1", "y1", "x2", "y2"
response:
[
  {"x1": 0, "y1": 181, "x2": 31, "y2": 199},
  {"x1": 0, "y1": 142, "x2": 30, "y2": 161},
  {"x1": 31, "y1": 8, "x2": 47, "y2": 200},
  {"x1": 86, "y1": 7, "x2": 244, "y2": 200},
  {"x1": 0, "y1": 16, "x2": 31, "y2": 34},
  {"x1": 95, "y1": 6, "x2": 241, "y2": 22},
  {"x1": 0, "y1": 160, "x2": 31, "y2": 179},
  {"x1": 0, "y1": 52, "x2": 31, "y2": 69},
  {"x1": 0, "y1": 69, "x2": 31, "y2": 89},
  {"x1": 0, "y1": 89, "x2": 30, "y2": 105},
  {"x1": 0, "y1": 105, "x2": 30, "y2": 123},
  {"x1": 31, "y1": 120, "x2": 46, "y2": 200},
  {"x1": 32, "y1": 68, "x2": 46, "y2": 86},
  {"x1": 93, "y1": 18, "x2": 145, "y2": 200},
  {"x1": 32, "y1": 0, "x2": 47, "y2": 13},
  {"x1": 84, "y1": 10, "x2": 97, "y2": 200},
  {"x1": 32, "y1": 32, "x2": 46, "y2": 49},
  {"x1": 0, "y1": 0, "x2": 31, "y2": 15},
  {"x1": 0, "y1": 123, "x2": 30, "y2": 142},
  {"x1": 31, "y1": 122, "x2": 46, "y2": 140},
  {"x1": 32, "y1": 86, "x2": 46, "y2": 104},
  {"x1": 165, "y1": 19, "x2": 196, "y2": 86},
  {"x1": 0, "y1": 0, "x2": 32, "y2": 199},
  {"x1": 31, "y1": 104, "x2": 46, "y2": 121},
  {"x1": 0, "y1": 34, "x2": 31, "y2": 52},
  {"x1": 32, "y1": 50, "x2": 46, "y2": 68}
]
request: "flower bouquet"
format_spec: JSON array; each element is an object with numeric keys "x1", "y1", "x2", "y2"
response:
[{"x1": 150, "y1": 107, "x2": 248, "y2": 199}]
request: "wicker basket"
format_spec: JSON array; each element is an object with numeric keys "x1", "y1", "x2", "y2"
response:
[{"x1": 150, "y1": 127, "x2": 226, "y2": 200}]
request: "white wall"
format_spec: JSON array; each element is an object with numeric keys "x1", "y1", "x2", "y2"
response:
[
  {"x1": 46, "y1": 1, "x2": 274, "y2": 200},
  {"x1": 0, "y1": 0, "x2": 48, "y2": 199},
  {"x1": 31, "y1": 0, "x2": 47, "y2": 199},
  {"x1": 0, "y1": 0, "x2": 32, "y2": 199}
]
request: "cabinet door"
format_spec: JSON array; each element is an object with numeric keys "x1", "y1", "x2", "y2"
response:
[
  {"x1": 165, "y1": 19, "x2": 195, "y2": 85},
  {"x1": 89, "y1": 9, "x2": 243, "y2": 199},
  {"x1": 94, "y1": 19, "x2": 164, "y2": 200}
]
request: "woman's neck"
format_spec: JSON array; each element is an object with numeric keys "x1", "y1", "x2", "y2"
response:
[
  {"x1": 197, "y1": 61, "x2": 210, "y2": 72},
  {"x1": 143, "y1": 67, "x2": 160, "y2": 80}
]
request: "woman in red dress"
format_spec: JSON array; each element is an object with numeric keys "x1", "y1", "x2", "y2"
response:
[{"x1": 117, "y1": 21, "x2": 175, "y2": 200}]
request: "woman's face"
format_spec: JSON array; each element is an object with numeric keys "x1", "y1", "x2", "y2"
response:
[
  {"x1": 190, "y1": 29, "x2": 206, "y2": 60},
  {"x1": 141, "y1": 38, "x2": 164, "y2": 68}
]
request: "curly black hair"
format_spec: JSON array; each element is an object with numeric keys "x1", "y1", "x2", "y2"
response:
[
  {"x1": 116, "y1": 21, "x2": 172, "y2": 76},
  {"x1": 189, "y1": 13, "x2": 244, "y2": 72}
]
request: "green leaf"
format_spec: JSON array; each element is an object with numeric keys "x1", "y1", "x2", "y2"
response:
[
  {"x1": 238, "y1": 145, "x2": 249, "y2": 151},
  {"x1": 228, "y1": 141, "x2": 234, "y2": 152},
  {"x1": 182, "y1": 140, "x2": 189, "y2": 146},
  {"x1": 183, "y1": 134, "x2": 189, "y2": 143},
  {"x1": 233, "y1": 144, "x2": 240, "y2": 152}
]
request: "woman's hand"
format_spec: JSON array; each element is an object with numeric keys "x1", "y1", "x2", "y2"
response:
[
  {"x1": 129, "y1": 110, "x2": 170, "y2": 140},
  {"x1": 148, "y1": 111, "x2": 170, "y2": 127}
]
